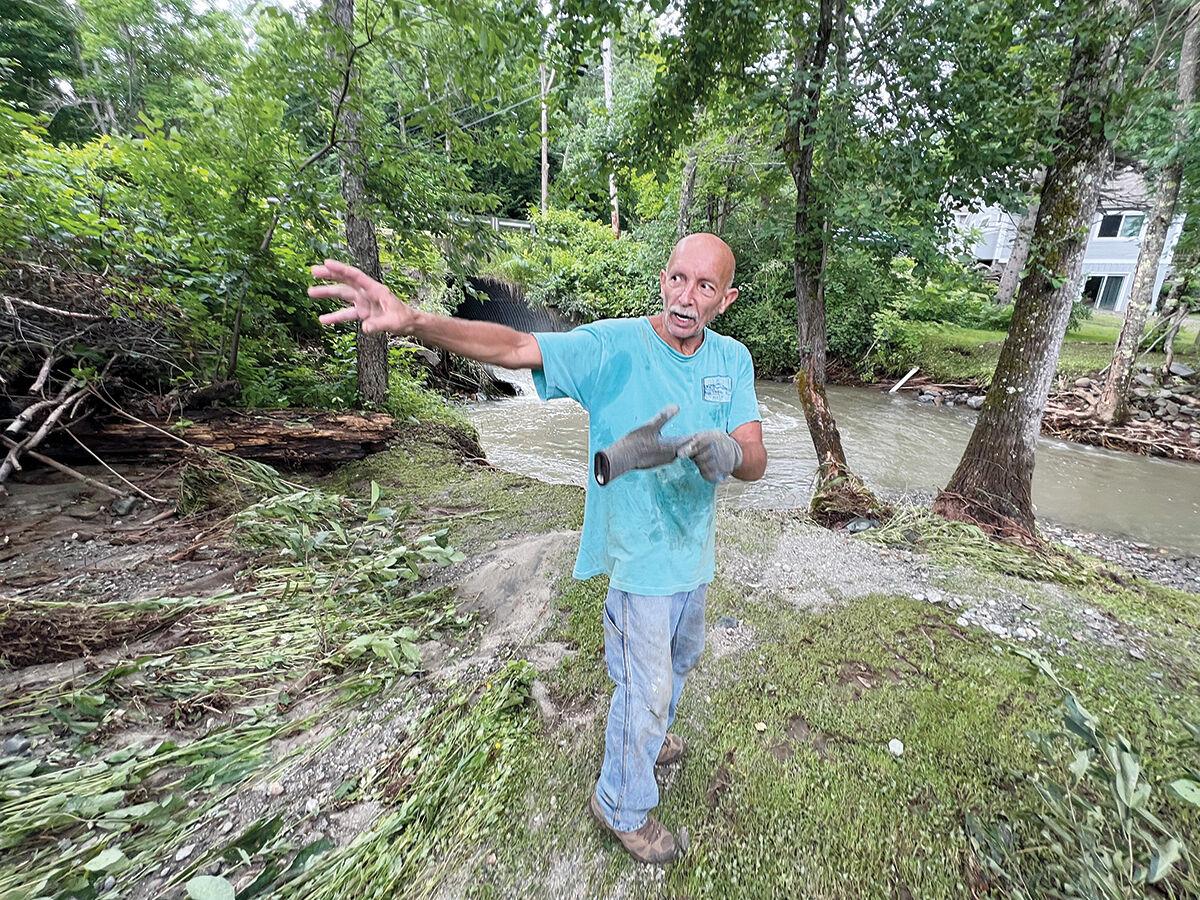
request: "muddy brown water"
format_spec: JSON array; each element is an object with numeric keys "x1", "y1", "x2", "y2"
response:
[{"x1": 468, "y1": 372, "x2": 1200, "y2": 554}]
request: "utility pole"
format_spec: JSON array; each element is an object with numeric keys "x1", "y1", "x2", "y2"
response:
[{"x1": 602, "y1": 32, "x2": 619, "y2": 236}]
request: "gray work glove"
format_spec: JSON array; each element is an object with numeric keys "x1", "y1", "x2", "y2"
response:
[
  {"x1": 675, "y1": 430, "x2": 743, "y2": 483},
  {"x1": 594, "y1": 405, "x2": 684, "y2": 486}
]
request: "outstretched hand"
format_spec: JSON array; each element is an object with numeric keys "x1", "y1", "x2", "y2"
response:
[{"x1": 310, "y1": 259, "x2": 416, "y2": 334}]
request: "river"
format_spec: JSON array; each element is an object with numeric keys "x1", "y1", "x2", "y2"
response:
[{"x1": 467, "y1": 372, "x2": 1200, "y2": 554}]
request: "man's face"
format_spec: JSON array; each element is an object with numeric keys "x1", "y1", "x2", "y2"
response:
[{"x1": 658, "y1": 238, "x2": 738, "y2": 342}]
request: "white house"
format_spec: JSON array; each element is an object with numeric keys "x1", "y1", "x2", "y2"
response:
[{"x1": 955, "y1": 165, "x2": 1186, "y2": 313}]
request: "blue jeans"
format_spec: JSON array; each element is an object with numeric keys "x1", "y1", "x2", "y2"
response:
[{"x1": 593, "y1": 583, "x2": 708, "y2": 832}]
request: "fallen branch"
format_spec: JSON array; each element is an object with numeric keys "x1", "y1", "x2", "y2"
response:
[
  {"x1": 0, "y1": 380, "x2": 93, "y2": 483},
  {"x1": 29, "y1": 353, "x2": 57, "y2": 395},
  {"x1": 0, "y1": 434, "x2": 124, "y2": 498},
  {"x1": 5, "y1": 377, "x2": 79, "y2": 436},
  {"x1": 63, "y1": 426, "x2": 168, "y2": 504},
  {"x1": 2, "y1": 293, "x2": 108, "y2": 320}
]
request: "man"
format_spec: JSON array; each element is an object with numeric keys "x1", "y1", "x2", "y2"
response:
[{"x1": 311, "y1": 232, "x2": 766, "y2": 865}]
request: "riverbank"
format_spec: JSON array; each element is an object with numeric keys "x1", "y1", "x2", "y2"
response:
[
  {"x1": 2, "y1": 426, "x2": 1199, "y2": 897},
  {"x1": 847, "y1": 312, "x2": 1200, "y2": 463},
  {"x1": 870, "y1": 365, "x2": 1200, "y2": 464}
]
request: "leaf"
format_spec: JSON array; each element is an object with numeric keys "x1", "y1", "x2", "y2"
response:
[
  {"x1": 1168, "y1": 778, "x2": 1200, "y2": 807},
  {"x1": 1148, "y1": 838, "x2": 1182, "y2": 884},
  {"x1": 185, "y1": 875, "x2": 235, "y2": 900},
  {"x1": 82, "y1": 846, "x2": 129, "y2": 873},
  {"x1": 1068, "y1": 750, "x2": 1090, "y2": 779}
]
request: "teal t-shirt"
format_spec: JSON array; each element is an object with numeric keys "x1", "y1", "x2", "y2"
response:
[{"x1": 532, "y1": 317, "x2": 760, "y2": 595}]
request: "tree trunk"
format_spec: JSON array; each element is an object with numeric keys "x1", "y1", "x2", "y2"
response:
[
  {"x1": 327, "y1": 0, "x2": 388, "y2": 406},
  {"x1": 602, "y1": 34, "x2": 620, "y2": 237},
  {"x1": 995, "y1": 168, "x2": 1047, "y2": 305},
  {"x1": 934, "y1": 9, "x2": 1130, "y2": 538},
  {"x1": 783, "y1": 0, "x2": 874, "y2": 523},
  {"x1": 1160, "y1": 294, "x2": 1192, "y2": 379},
  {"x1": 540, "y1": 64, "x2": 552, "y2": 214},
  {"x1": 677, "y1": 146, "x2": 698, "y2": 239},
  {"x1": 1096, "y1": 9, "x2": 1198, "y2": 423}
]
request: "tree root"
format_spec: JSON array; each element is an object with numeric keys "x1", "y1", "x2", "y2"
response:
[
  {"x1": 931, "y1": 489, "x2": 1042, "y2": 549},
  {"x1": 810, "y1": 468, "x2": 890, "y2": 528}
]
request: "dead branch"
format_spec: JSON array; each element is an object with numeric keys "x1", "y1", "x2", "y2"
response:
[
  {"x1": 0, "y1": 380, "x2": 94, "y2": 483},
  {"x1": 30, "y1": 353, "x2": 57, "y2": 394},
  {"x1": 63, "y1": 426, "x2": 168, "y2": 503},
  {"x1": 3, "y1": 293, "x2": 108, "y2": 320},
  {"x1": 5, "y1": 377, "x2": 80, "y2": 436},
  {"x1": 0, "y1": 434, "x2": 123, "y2": 498}
]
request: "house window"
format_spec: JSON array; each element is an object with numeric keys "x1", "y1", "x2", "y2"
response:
[
  {"x1": 1097, "y1": 213, "x2": 1145, "y2": 238},
  {"x1": 1081, "y1": 274, "x2": 1125, "y2": 311}
]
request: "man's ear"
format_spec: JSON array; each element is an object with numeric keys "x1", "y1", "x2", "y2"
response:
[{"x1": 718, "y1": 287, "x2": 739, "y2": 315}]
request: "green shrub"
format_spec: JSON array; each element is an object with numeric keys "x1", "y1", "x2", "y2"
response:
[{"x1": 487, "y1": 208, "x2": 660, "y2": 320}]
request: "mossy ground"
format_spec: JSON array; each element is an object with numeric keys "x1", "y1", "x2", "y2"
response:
[
  {"x1": 336, "y1": 429, "x2": 1199, "y2": 899},
  {"x1": 458, "y1": 502, "x2": 1200, "y2": 899}
]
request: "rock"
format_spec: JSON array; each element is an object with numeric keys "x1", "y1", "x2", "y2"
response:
[
  {"x1": 174, "y1": 843, "x2": 195, "y2": 862},
  {"x1": 717, "y1": 615, "x2": 740, "y2": 630},
  {"x1": 3, "y1": 736, "x2": 31, "y2": 755},
  {"x1": 1074, "y1": 377, "x2": 1093, "y2": 388},
  {"x1": 305, "y1": 797, "x2": 320, "y2": 815},
  {"x1": 1155, "y1": 389, "x2": 1173, "y2": 400},
  {"x1": 888, "y1": 738, "x2": 904, "y2": 757},
  {"x1": 102, "y1": 875, "x2": 116, "y2": 892},
  {"x1": 1162, "y1": 401, "x2": 1181, "y2": 417},
  {"x1": 530, "y1": 680, "x2": 557, "y2": 723},
  {"x1": 1129, "y1": 647, "x2": 1146, "y2": 660},
  {"x1": 1169, "y1": 361, "x2": 1195, "y2": 378},
  {"x1": 1134, "y1": 373, "x2": 1157, "y2": 388},
  {"x1": 845, "y1": 517, "x2": 878, "y2": 534},
  {"x1": 754, "y1": 721, "x2": 767, "y2": 732},
  {"x1": 917, "y1": 393, "x2": 935, "y2": 403},
  {"x1": 266, "y1": 781, "x2": 284, "y2": 797},
  {"x1": 967, "y1": 395, "x2": 986, "y2": 410},
  {"x1": 983, "y1": 622, "x2": 1009, "y2": 638},
  {"x1": 110, "y1": 495, "x2": 138, "y2": 517},
  {"x1": 220, "y1": 820, "x2": 233, "y2": 834},
  {"x1": 1135, "y1": 410, "x2": 1152, "y2": 421},
  {"x1": 1172, "y1": 420, "x2": 1190, "y2": 431},
  {"x1": 1181, "y1": 406, "x2": 1199, "y2": 417},
  {"x1": 1132, "y1": 387, "x2": 1151, "y2": 398}
]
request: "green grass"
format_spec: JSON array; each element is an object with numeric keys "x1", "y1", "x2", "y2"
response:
[
  {"x1": 902, "y1": 312, "x2": 1200, "y2": 385},
  {"x1": 468, "y1": 581, "x2": 1200, "y2": 899}
]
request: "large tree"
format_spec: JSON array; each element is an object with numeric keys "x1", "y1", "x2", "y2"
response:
[
  {"x1": 934, "y1": 1, "x2": 1136, "y2": 537},
  {"x1": 782, "y1": 0, "x2": 866, "y2": 515},
  {"x1": 1096, "y1": 4, "x2": 1199, "y2": 423},
  {"x1": 326, "y1": 0, "x2": 387, "y2": 405}
]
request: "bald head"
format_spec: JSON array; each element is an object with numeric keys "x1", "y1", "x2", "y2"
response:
[
  {"x1": 668, "y1": 233, "x2": 736, "y2": 291},
  {"x1": 657, "y1": 231, "x2": 740, "y2": 350}
]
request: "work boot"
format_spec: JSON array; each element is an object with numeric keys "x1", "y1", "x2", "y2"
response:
[
  {"x1": 589, "y1": 793, "x2": 681, "y2": 865},
  {"x1": 655, "y1": 733, "x2": 686, "y2": 766}
]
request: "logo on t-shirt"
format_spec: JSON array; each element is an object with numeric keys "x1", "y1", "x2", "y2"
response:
[{"x1": 702, "y1": 376, "x2": 732, "y2": 403}]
